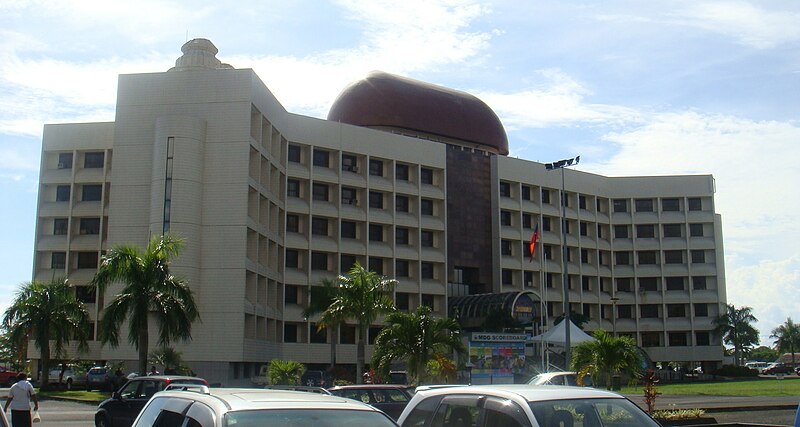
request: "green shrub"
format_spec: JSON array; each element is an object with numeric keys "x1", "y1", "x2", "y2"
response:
[
  {"x1": 653, "y1": 408, "x2": 706, "y2": 420},
  {"x1": 710, "y1": 365, "x2": 758, "y2": 377}
]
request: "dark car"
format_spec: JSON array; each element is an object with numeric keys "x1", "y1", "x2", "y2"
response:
[
  {"x1": 763, "y1": 363, "x2": 794, "y2": 375},
  {"x1": 328, "y1": 384, "x2": 414, "y2": 420},
  {"x1": 95, "y1": 375, "x2": 208, "y2": 427}
]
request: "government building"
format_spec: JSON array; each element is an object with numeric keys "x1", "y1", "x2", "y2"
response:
[{"x1": 32, "y1": 39, "x2": 726, "y2": 385}]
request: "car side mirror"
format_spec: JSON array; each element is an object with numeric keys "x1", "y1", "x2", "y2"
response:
[{"x1": 112, "y1": 391, "x2": 121, "y2": 400}]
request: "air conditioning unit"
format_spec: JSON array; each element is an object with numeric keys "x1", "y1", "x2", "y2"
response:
[
  {"x1": 351, "y1": 166, "x2": 359, "y2": 173},
  {"x1": 58, "y1": 162, "x2": 68, "y2": 169}
]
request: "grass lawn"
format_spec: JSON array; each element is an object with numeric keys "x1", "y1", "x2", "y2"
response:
[
  {"x1": 619, "y1": 377, "x2": 800, "y2": 396},
  {"x1": 37, "y1": 389, "x2": 111, "y2": 403}
]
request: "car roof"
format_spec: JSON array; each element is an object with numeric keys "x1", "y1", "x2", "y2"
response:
[
  {"x1": 152, "y1": 388, "x2": 385, "y2": 412},
  {"x1": 129, "y1": 375, "x2": 204, "y2": 381},
  {"x1": 328, "y1": 384, "x2": 411, "y2": 390},
  {"x1": 413, "y1": 384, "x2": 623, "y2": 402}
]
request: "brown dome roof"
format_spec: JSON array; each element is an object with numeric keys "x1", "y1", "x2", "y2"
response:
[{"x1": 328, "y1": 71, "x2": 508, "y2": 155}]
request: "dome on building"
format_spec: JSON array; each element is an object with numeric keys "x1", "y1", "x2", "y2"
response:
[
  {"x1": 169, "y1": 38, "x2": 234, "y2": 72},
  {"x1": 328, "y1": 71, "x2": 508, "y2": 155}
]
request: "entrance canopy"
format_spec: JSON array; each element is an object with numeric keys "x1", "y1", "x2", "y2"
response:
[{"x1": 529, "y1": 320, "x2": 596, "y2": 347}]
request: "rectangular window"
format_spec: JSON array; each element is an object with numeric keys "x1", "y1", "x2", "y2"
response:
[
  {"x1": 56, "y1": 185, "x2": 71, "y2": 202},
  {"x1": 51, "y1": 252, "x2": 66, "y2": 269},
  {"x1": 310, "y1": 323, "x2": 327, "y2": 344},
  {"x1": 502, "y1": 269, "x2": 513, "y2": 285},
  {"x1": 77, "y1": 252, "x2": 99, "y2": 269},
  {"x1": 341, "y1": 221, "x2": 356, "y2": 239},
  {"x1": 501, "y1": 240, "x2": 512, "y2": 256},
  {"x1": 84, "y1": 152, "x2": 104, "y2": 168},
  {"x1": 638, "y1": 251, "x2": 657, "y2": 265},
  {"x1": 421, "y1": 294, "x2": 434, "y2": 309},
  {"x1": 695, "y1": 331, "x2": 710, "y2": 346},
  {"x1": 369, "y1": 159, "x2": 383, "y2": 176},
  {"x1": 636, "y1": 224, "x2": 655, "y2": 238},
  {"x1": 79, "y1": 218, "x2": 100, "y2": 235},
  {"x1": 662, "y1": 198, "x2": 680, "y2": 211},
  {"x1": 542, "y1": 217, "x2": 551, "y2": 232},
  {"x1": 340, "y1": 255, "x2": 357, "y2": 273},
  {"x1": 75, "y1": 286, "x2": 96, "y2": 304},
  {"x1": 286, "y1": 214, "x2": 299, "y2": 233},
  {"x1": 369, "y1": 191, "x2": 384, "y2": 209},
  {"x1": 639, "y1": 277, "x2": 658, "y2": 292},
  {"x1": 616, "y1": 278, "x2": 632, "y2": 292},
  {"x1": 287, "y1": 179, "x2": 300, "y2": 197},
  {"x1": 395, "y1": 227, "x2": 409, "y2": 245},
  {"x1": 311, "y1": 217, "x2": 329, "y2": 236},
  {"x1": 614, "y1": 225, "x2": 629, "y2": 238},
  {"x1": 395, "y1": 195, "x2": 409, "y2": 212},
  {"x1": 311, "y1": 252, "x2": 328, "y2": 270},
  {"x1": 541, "y1": 189, "x2": 551, "y2": 204},
  {"x1": 421, "y1": 199, "x2": 434, "y2": 215},
  {"x1": 288, "y1": 144, "x2": 301, "y2": 163},
  {"x1": 82, "y1": 185, "x2": 102, "y2": 201},
  {"x1": 420, "y1": 168, "x2": 433, "y2": 185},
  {"x1": 499, "y1": 182, "x2": 511, "y2": 197},
  {"x1": 667, "y1": 304, "x2": 686, "y2": 318},
  {"x1": 613, "y1": 199, "x2": 628, "y2": 212},
  {"x1": 342, "y1": 154, "x2": 358, "y2": 172},
  {"x1": 285, "y1": 285, "x2": 298, "y2": 304},
  {"x1": 579, "y1": 195, "x2": 587, "y2": 210},
  {"x1": 618, "y1": 305, "x2": 633, "y2": 319},
  {"x1": 666, "y1": 276, "x2": 684, "y2": 291},
  {"x1": 340, "y1": 325, "x2": 356, "y2": 344},
  {"x1": 691, "y1": 250, "x2": 705, "y2": 264},
  {"x1": 369, "y1": 224, "x2": 383, "y2": 242},
  {"x1": 522, "y1": 214, "x2": 532, "y2": 229},
  {"x1": 521, "y1": 186, "x2": 531, "y2": 200},
  {"x1": 395, "y1": 164, "x2": 409, "y2": 181},
  {"x1": 579, "y1": 222, "x2": 588, "y2": 236},
  {"x1": 694, "y1": 303, "x2": 708, "y2": 317},
  {"x1": 421, "y1": 262, "x2": 434, "y2": 279},
  {"x1": 58, "y1": 152, "x2": 73, "y2": 169},
  {"x1": 396, "y1": 292, "x2": 410, "y2": 310},
  {"x1": 689, "y1": 223, "x2": 704, "y2": 237},
  {"x1": 312, "y1": 183, "x2": 329, "y2": 201},
  {"x1": 421, "y1": 230, "x2": 434, "y2": 247},
  {"x1": 635, "y1": 199, "x2": 654, "y2": 212},
  {"x1": 688, "y1": 198, "x2": 702, "y2": 211},
  {"x1": 692, "y1": 276, "x2": 707, "y2": 290},
  {"x1": 641, "y1": 332, "x2": 660, "y2": 347},
  {"x1": 545, "y1": 273, "x2": 554, "y2": 288},
  {"x1": 524, "y1": 271, "x2": 534, "y2": 286},
  {"x1": 395, "y1": 260, "x2": 409, "y2": 278},
  {"x1": 285, "y1": 250, "x2": 299, "y2": 268},
  {"x1": 581, "y1": 276, "x2": 591, "y2": 291},
  {"x1": 615, "y1": 251, "x2": 631, "y2": 265},
  {"x1": 313, "y1": 149, "x2": 329, "y2": 167},
  {"x1": 543, "y1": 245, "x2": 552, "y2": 260},
  {"x1": 500, "y1": 211, "x2": 511, "y2": 226},
  {"x1": 663, "y1": 224, "x2": 682, "y2": 238},
  {"x1": 669, "y1": 332, "x2": 688, "y2": 346},
  {"x1": 368, "y1": 257, "x2": 383, "y2": 275},
  {"x1": 341, "y1": 187, "x2": 357, "y2": 205},
  {"x1": 581, "y1": 249, "x2": 589, "y2": 263},
  {"x1": 53, "y1": 218, "x2": 68, "y2": 235},
  {"x1": 664, "y1": 250, "x2": 683, "y2": 264},
  {"x1": 640, "y1": 304, "x2": 659, "y2": 318},
  {"x1": 284, "y1": 324, "x2": 297, "y2": 343}
]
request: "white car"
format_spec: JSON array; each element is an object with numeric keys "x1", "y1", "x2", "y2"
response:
[
  {"x1": 397, "y1": 384, "x2": 660, "y2": 427},
  {"x1": 527, "y1": 371, "x2": 592, "y2": 387},
  {"x1": 131, "y1": 386, "x2": 399, "y2": 427}
]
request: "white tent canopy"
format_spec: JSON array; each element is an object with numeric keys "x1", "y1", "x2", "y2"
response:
[{"x1": 529, "y1": 320, "x2": 596, "y2": 346}]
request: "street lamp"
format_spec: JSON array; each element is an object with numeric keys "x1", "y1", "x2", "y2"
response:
[
  {"x1": 545, "y1": 155, "x2": 580, "y2": 368},
  {"x1": 610, "y1": 297, "x2": 620, "y2": 336}
]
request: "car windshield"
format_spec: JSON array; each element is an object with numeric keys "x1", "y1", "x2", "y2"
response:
[
  {"x1": 224, "y1": 409, "x2": 396, "y2": 427},
  {"x1": 529, "y1": 398, "x2": 660, "y2": 427}
]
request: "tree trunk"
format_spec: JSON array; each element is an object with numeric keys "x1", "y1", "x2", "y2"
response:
[
  {"x1": 329, "y1": 323, "x2": 339, "y2": 370},
  {"x1": 39, "y1": 331, "x2": 51, "y2": 392},
  {"x1": 138, "y1": 322, "x2": 149, "y2": 375},
  {"x1": 356, "y1": 326, "x2": 365, "y2": 384}
]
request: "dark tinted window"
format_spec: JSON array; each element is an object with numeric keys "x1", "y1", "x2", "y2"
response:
[{"x1": 82, "y1": 184, "x2": 102, "y2": 201}]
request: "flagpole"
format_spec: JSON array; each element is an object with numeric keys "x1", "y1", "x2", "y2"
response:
[{"x1": 540, "y1": 215, "x2": 547, "y2": 371}]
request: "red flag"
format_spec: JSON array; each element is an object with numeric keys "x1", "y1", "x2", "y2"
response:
[{"x1": 529, "y1": 223, "x2": 540, "y2": 262}]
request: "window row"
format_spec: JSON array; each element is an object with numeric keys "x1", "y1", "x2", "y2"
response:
[
  {"x1": 291, "y1": 216, "x2": 441, "y2": 247},
  {"x1": 640, "y1": 331, "x2": 714, "y2": 347},
  {"x1": 288, "y1": 180, "x2": 441, "y2": 213},
  {"x1": 285, "y1": 251, "x2": 440, "y2": 279},
  {"x1": 501, "y1": 212, "x2": 710, "y2": 239},
  {"x1": 49, "y1": 217, "x2": 102, "y2": 235},
  {"x1": 55, "y1": 151, "x2": 106, "y2": 170},
  {"x1": 53, "y1": 184, "x2": 104, "y2": 202},
  {"x1": 503, "y1": 270, "x2": 712, "y2": 292},
  {"x1": 48, "y1": 251, "x2": 100, "y2": 270}
]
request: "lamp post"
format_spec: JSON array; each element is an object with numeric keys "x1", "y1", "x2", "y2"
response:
[
  {"x1": 610, "y1": 297, "x2": 619, "y2": 336},
  {"x1": 545, "y1": 156, "x2": 580, "y2": 369}
]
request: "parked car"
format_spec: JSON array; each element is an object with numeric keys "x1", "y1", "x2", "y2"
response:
[
  {"x1": 130, "y1": 387, "x2": 399, "y2": 427},
  {"x1": 48, "y1": 365, "x2": 88, "y2": 390},
  {"x1": 745, "y1": 361, "x2": 770, "y2": 373},
  {"x1": 86, "y1": 367, "x2": 115, "y2": 391},
  {"x1": 527, "y1": 371, "x2": 593, "y2": 387},
  {"x1": 95, "y1": 375, "x2": 208, "y2": 427},
  {"x1": 328, "y1": 384, "x2": 414, "y2": 420},
  {"x1": 0, "y1": 367, "x2": 20, "y2": 387},
  {"x1": 263, "y1": 385, "x2": 331, "y2": 394},
  {"x1": 763, "y1": 363, "x2": 794, "y2": 375},
  {"x1": 397, "y1": 384, "x2": 661, "y2": 427}
]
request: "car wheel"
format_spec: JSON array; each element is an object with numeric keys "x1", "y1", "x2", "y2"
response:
[
  {"x1": 66, "y1": 378, "x2": 73, "y2": 390},
  {"x1": 95, "y1": 413, "x2": 111, "y2": 427}
]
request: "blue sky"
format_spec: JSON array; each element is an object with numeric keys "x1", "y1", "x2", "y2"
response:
[{"x1": 1, "y1": 0, "x2": 798, "y2": 346}]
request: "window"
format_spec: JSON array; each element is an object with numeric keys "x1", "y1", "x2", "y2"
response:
[
  {"x1": 499, "y1": 182, "x2": 511, "y2": 197},
  {"x1": 286, "y1": 214, "x2": 299, "y2": 233},
  {"x1": 580, "y1": 221, "x2": 588, "y2": 236},
  {"x1": 287, "y1": 179, "x2": 300, "y2": 197},
  {"x1": 616, "y1": 278, "x2": 632, "y2": 292},
  {"x1": 82, "y1": 185, "x2": 102, "y2": 201},
  {"x1": 501, "y1": 240, "x2": 512, "y2": 256},
  {"x1": 396, "y1": 195, "x2": 409, "y2": 212},
  {"x1": 638, "y1": 251, "x2": 657, "y2": 265},
  {"x1": 636, "y1": 224, "x2": 655, "y2": 238},
  {"x1": 369, "y1": 191, "x2": 383, "y2": 209},
  {"x1": 77, "y1": 252, "x2": 98, "y2": 269},
  {"x1": 524, "y1": 271, "x2": 534, "y2": 287},
  {"x1": 667, "y1": 304, "x2": 686, "y2": 318},
  {"x1": 79, "y1": 218, "x2": 100, "y2": 235},
  {"x1": 613, "y1": 199, "x2": 628, "y2": 212},
  {"x1": 58, "y1": 152, "x2": 73, "y2": 169},
  {"x1": 521, "y1": 186, "x2": 531, "y2": 200},
  {"x1": 542, "y1": 217, "x2": 551, "y2": 232},
  {"x1": 312, "y1": 217, "x2": 328, "y2": 236},
  {"x1": 421, "y1": 262, "x2": 434, "y2": 279},
  {"x1": 581, "y1": 249, "x2": 589, "y2": 263},
  {"x1": 341, "y1": 221, "x2": 356, "y2": 239},
  {"x1": 56, "y1": 185, "x2": 71, "y2": 202},
  {"x1": 341, "y1": 187, "x2": 357, "y2": 205},
  {"x1": 311, "y1": 252, "x2": 328, "y2": 270},
  {"x1": 75, "y1": 286, "x2": 96, "y2": 304},
  {"x1": 640, "y1": 305, "x2": 659, "y2": 318},
  {"x1": 502, "y1": 269, "x2": 513, "y2": 285},
  {"x1": 420, "y1": 168, "x2": 433, "y2": 185},
  {"x1": 500, "y1": 211, "x2": 511, "y2": 226},
  {"x1": 688, "y1": 198, "x2": 702, "y2": 211},
  {"x1": 395, "y1": 260, "x2": 409, "y2": 278},
  {"x1": 691, "y1": 250, "x2": 705, "y2": 263},
  {"x1": 285, "y1": 249, "x2": 299, "y2": 268},
  {"x1": 395, "y1": 227, "x2": 409, "y2": 245},
  {"x1": 369, "y1": 257, "x2": 383, "y2": 275},
  {"x1": 284, "y1": 324, "x2": 298, "y2": 343},
  {"x1": 618, "y1": 305, "x2": 632, "y2": 319},
  {"x1": 545, "y1": 273, "x2": 554, "y2": 288},
  {"x1": 560, "y1": 191, "x2": 569, "y2": 207},
  {"x1": 669, "y1": 332, "x2": 688, "y2": 346},
  {"x1": 541, "y1": 189, "x2": 551, "y2": 204},
  {"x1": 581, "y1": 276, "x2": 592, "y2": 291},
  {"x1": 664, "y1": 250, "x2": 683, "y2": 264},
  {"x1": 641, "y1": 332, "x2": 661, "y2": 347},
  {"x1": 421, "y1": 199, "x2": 433, "y2": 215},
  {"x1": 285, "y1": 285, "x2": 298, "y2": 304},
  {"x1": 695, "y1": 331, "x2": 710, "y2": 346},
  {"x1": 614, "y1": 225, "x2": 629, "y2": 238},
  {"x1": 694, "y1": 303, "x2": 708, "y2": 317},
  {"x1": 564, "y1": 221, "x2": 571, "y2": 234},
  {"x1": 313, "y1": 149, "x2": 329, "y2": 167},
  {"x1": 340, "y1": 255, "x2": 357, "y2": 273},
  {"x1": 663, "y1": 224, "x2": 682, "y2": 238},
  {"x1": 51, "y1": 252, "x2": 66, "y2": 269},
  {"x1": 369, "y1": 224, "x2": 383, "y2": 242},
  {"x1": 666, "y1": 277, "x2": 684, "y2": 291},
  {"x1": 53, "y1": 218, "x2": 68, "y2": 235},
  {"x1": 543, "y1": 245, "x2": 552, "y2": 260},
  {"x1": 689, "y1": 223, "x2": 704, "y2": 237},
  {"x1": 340, "y1": 325, "x2": 356, "y2": 344},
  {"x1": 84, "y1": 152, "x2": 104, "y2": 168},
  {"x1": 312, "y1": 183, "x2": 329, "y2": 201},
  {"x1": 342, "y1": 154, "x2": 358, "y2": 172},
  {"x1": 639, "y1": 277, "x2": 658, "y2": 292},
  {"x1": 421, "y1": 294, "x2": 434, "y2": 309},
  {"x1": 579, "y1": 195, "x2": 587, "y2": 209},
  {"x1": 522, "y1": 214, "x2": 532, "y2": 229},
  {"x1": 662, "y1": 198, "x2": 680, "y2": 211},
  {"x1": 369, "y1": 159, "x2": 383, "y2": 176},
  {"x1": 615, "y1": 251, "x2": 631, "y2": 265},
  {"x1": 288, "y1": 144, "x2": 301, "y2": 162},
  {"x1": 421, "y1": 230, "x2": 434, "y2": 247},
  {"x1": 310, "y1": 323, "x2": 326, "y2": 344},
  {"x1": 635, "y1": 199, "x2": 654, "y2": 212},
  {"x1": 692, "y1": 276, "x2": 707, "y2": 290},
  {"x1": 395, "y1": 164, "x2": 409, "y2": 181}
]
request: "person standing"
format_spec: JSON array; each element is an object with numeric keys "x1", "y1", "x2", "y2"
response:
[{"x1": 4, "y1": 372, "x2": 38, "y2": 427}]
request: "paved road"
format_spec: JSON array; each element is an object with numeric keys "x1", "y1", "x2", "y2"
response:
[{"x1": 5, "y1": 399, "x2": 96, "y2": 426}]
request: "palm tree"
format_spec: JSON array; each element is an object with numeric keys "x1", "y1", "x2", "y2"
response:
[
  {"x1": 318, "y1": 262, "x2": 396, "y2": 383},
  {"x1": 149, "y1": 346, "x2": 188, "y2": 374},
  {"x1": 771, "y1": 318, "x2": 800, "y2": 368},
  {"x1": 303, "y1": 278, "x2": 343, "y2": 370},
  {"x1": 570, "y1": 329, "x2": 641, "y2": 389},
  {"x1": 2, "y1": 278, "x2": 90, "y2": 391},
  {"x1": 267, "y1": 359, "x2": 305, "y2": 385},
  {"x1": 713, "y1": 304, "x2": 759, "y2": 366},
  {"x1": 372, "y1": 305, "x2": 465, "y2": 385},
  {"x1": 91, "y1": 234, "x2": 200, "y2": 375}
]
